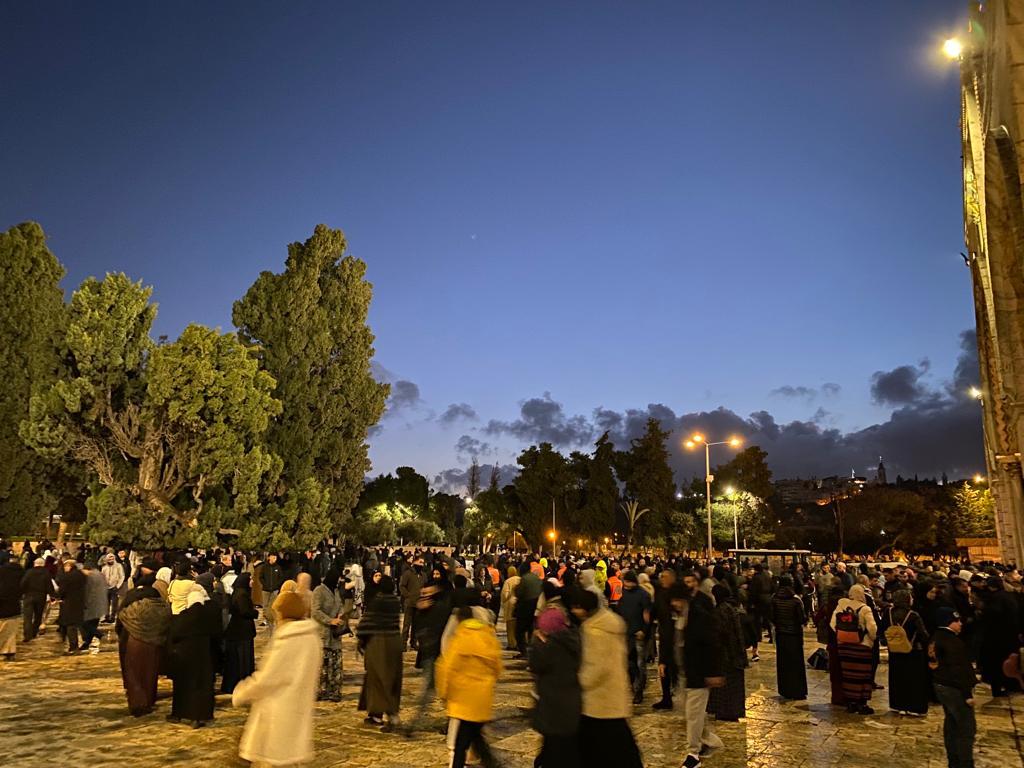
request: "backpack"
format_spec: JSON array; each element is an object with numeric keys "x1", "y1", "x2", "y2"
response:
[
  {"x1": 884, "y1": 609, "x2": 913, "y2": 654},
  {"x1": 834, "y1": 606, "x2": 864, "y2": 645}
]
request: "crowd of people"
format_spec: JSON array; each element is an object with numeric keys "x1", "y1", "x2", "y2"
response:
[{"x1": 0, "y1": 537, "x2": 1021, "y2": 768}]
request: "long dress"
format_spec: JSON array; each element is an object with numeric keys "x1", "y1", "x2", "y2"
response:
[
  {"x1": 116, "y1": 587, "x2": 171, "y2": 716},
  {"x1": 707, "y1": 602, "x2": 748, "y2": 720},
  {"x1": 882, "y1": 606, "x2": 929, "y2": 714},
  {"x1": 771, "y1": 591, "x2": 808, "y2": 700},
  {"x1": 168, "y1": 602, "x2": 218, "y2": 722},
  {"x1": 222, "y1": 580, "x2": 258, "y2": 694},
  {"x1": 356, "y1": 594, "x2": 403, "y2": 716}
]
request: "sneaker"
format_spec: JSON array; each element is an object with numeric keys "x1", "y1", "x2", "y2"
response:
[
  {"x1": 682, "y1": 754, "x2": 701, "y2": 768},
  {"x1": 750, "y1": 653, "x2": 760, "y2": 662}
]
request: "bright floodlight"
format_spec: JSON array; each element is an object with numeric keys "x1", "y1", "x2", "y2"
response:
[
  {"x1": 725, "y1": 485, "x2": 735, "y2": 495},
  {"x1": 729, "y1": 436, "x2": 742, "y2": 447},
  {"x1": 548, "y1": 530, "x2": 556, "y2": 540},
  {"x1": 969, "y1": 386, "x2": 982, "y2": 400},
  {"x1": 943, "y1": 38, "x2": 963, "y2": 59},
  {"x1": 684, "y1": 441, "x2": 694, "y2": 449},
  {"x1": 691, "y1": 433, "x2": 705, "y2": 443},
  {"x1": 973, "y1": 474, "x2": 985, "y2": 484}
]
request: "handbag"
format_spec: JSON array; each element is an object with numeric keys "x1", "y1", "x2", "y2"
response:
[
  {"x1": 807, "y1": 647, "x2": 829, "y2": 671},
  {"x1": 330, "y1": 621, "x2": 346, "y2": 639}
]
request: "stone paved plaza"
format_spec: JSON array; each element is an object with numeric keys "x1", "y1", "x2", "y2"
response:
[{"x1": 2, "y1": 620, "x2": 1023, "y2": 768}]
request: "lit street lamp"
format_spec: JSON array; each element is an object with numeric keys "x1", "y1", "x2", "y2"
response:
[
  {"x1": 685, "y1": 434, "x2": 742, "y2": 558},
  {"x1": 723, "y1": 485, "x2": 739, "y2": 550},
  {"x1": 943, "y1": 37, "x2": 963, "y2": 60}
]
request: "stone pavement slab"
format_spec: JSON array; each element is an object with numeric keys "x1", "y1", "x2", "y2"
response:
[{"x1": 2, "y1": 622, "x2": 1022, "y2": 768}]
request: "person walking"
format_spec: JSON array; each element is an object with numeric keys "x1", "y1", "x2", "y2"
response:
[
  {"x1": 930, "y1": 608, "x2": 977, "y2": 768},
  {"x1": 500, "y1": 565, "x2": 520, "y2": 651},
  {"x1": 57, "y1": 559, "x2": 86, "y2": 654},
  {"x1": 436, "y1": 604, "x2": 504, "y2": 768},
  {"x1": 232, "y1": 591, "x2": 322, "y2": 767},
  {"x1": 311, "y1": 569, "x2": 344, "y2": 701},
  {"x1": 771, "y1": 575, "x2": 808, "y2": 701},
  {"x1": 222, "y1": 572, "x2": 257, "y2": 695},
  {"x1": 677, "y1": 574, "x2": 725, "y2": 768},
  {"x1": 356, "y1": 574, "x2": 404, "y2": 731},
  {"x1": 0, "y1": 551, "x2": 23, "y2": 660},
  {"x1": 616, "y1": 570, "x2": 652, "y2": 703},
  {"x1": 830, "y1": 583, "x2": 878, "y2": 714},
  {"x1": 80, "y1": 562, "x2": 108, "y2": 653},
  {"x1": 572, "y1": 588, "x2": 643, "y2": 767},
  {"x1": 514, "y1": 562, "x2": 542, "y2": 655},
  {"x1": 101, "y1": 552, "x2": 125, "y2": 623},
  {"x1": 882, "y1": 589, "x2": 929, "y2": 715},
  {"x1": 20, "y1": 557, "x2": 54, "y2": 642},
  {"x1": 399, "y1": 557, "x2": 424, "y2": 651},
  {"x1": 406, "y1": 581, "x2": 452, "y2": 734},
  {"x1": 528, "y1": 606, "x2": 583, "y2": 768},
  {"x1": 707, "y1": 583, "x2": 748, "y2": 721},
  {"x1": 259, "y1": 552, "x2": 283, "y2": 630}
]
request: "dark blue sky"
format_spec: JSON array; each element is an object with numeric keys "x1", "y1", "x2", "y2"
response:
[{"x1": 1, "y1": 2, "x2": 980, "y2": 485}]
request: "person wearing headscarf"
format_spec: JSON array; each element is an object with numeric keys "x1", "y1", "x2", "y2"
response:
[
  {"x1": 529, "y1": 604, "x2": 582, "y2": 767},
  {"x1": 978, "y1": 575, "x2": 1020, "y2": 696},
  {"x1": 222, "y1": 572, "x2": 257, "y2": 694},
  {"x1": 311, "y1": 569, "x2": 344, "y2": 701},
  {"x1": 500, "y1": 565, "x2": 521, "y2": 651},
  {"x1": 880, "y1": 588, "x2": 929, "y2": 715},
  {"x1": 167, "y1": 584, "x2": 219, "y2": 727},
  {"x1": 771, "y1": 574, "x2": 807, "y2": 701},
  {"x1": 356, "y1": 574, "x2": 404, "y2": 730},
  {"x1": 116, "y1": 571, "x2": 172, "y2": 716},
  {"x1": 0, "y1": 551, "x2": 23, "y2": 659},
  {"x1": 817, "y1": 585, "x2": 847, "y2": 707},
  {"x1": 708, "y1": 582, "x2": 749, "y2": 721},
  {"x1": 233, "y1": 591, "x2": 322, "y2": 766},
  {"x1": 830, "y1": 583, "x2": 878, "y2": 714},
  {"x1": 167, "y1": 560, "x2": 195, "y2": 616}
]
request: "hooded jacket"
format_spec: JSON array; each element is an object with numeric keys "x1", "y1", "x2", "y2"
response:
[
  {"x1": 578, "y1": 607, "x2": 632, "y2": 719},
  {"x1": 528, "y1": 625, "x2": 582, "y2": 735},
  {"x1": 435, "y1": 618, "x2": 503, "y2": 722}
]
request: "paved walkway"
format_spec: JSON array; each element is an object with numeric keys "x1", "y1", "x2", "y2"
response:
[{"x1": 1, "y1": 619, "x2": 1022, "y2": 768}]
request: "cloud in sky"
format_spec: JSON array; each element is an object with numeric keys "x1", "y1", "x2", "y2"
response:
[
  {"x1": 483, "y1": 392, "x2": 595, "y2": 448},
  {"x1": 870, "y1": 360, "x2": 932, "y2": 406},
  {"x1": 439, "y1": 403, "x2": 479, "y2": 426},
  {"x1": 770, "y1": 383, "x2": 842, "y2": 401}
]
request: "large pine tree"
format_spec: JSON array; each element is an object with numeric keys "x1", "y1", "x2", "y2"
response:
[
  {"x1": 0, "y1": 223, "x2": 69, "y2": 535},
  {"x1": 233, "y1": 225, "x2": 389, "y2": 531}
]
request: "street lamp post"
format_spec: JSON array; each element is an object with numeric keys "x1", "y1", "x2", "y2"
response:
[{"x1": 685, "y1": 434, "x2": 742, "y2": 559}]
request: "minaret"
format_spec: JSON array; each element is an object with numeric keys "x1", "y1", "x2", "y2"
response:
[{"x1": 876, "y1": 457, "x2": 887, "y2": 486}]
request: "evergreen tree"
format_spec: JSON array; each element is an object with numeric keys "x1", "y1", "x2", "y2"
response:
[
  {"x1": 233, "y1": 224, "x2": 389, "y2": 530},
  {"x1": 0, "y1": 223, "x2": 70, "y2": 534},
  {"x1": 617, "y1": 418, "x2": 675, "y2": 543}
]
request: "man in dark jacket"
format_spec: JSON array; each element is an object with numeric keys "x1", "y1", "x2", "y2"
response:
[
  {"x1": 258, "y1": 552, "x2": 283, "y2": 630},
  {"x1": 20, "y1": 557, "x2": 54, "y2": 642},
  {"x1": 399, "y1": 557, "x2": 424, "y2": 650},
  {"x1": 405, "y1": 582, "x2": 451, "y2": 734},
  {"x1": 616, "y1": 570, "x2": 652, "y2": 703},
  {"x1": 0, "y1": 551, "x2": 24, "y2": 659},
  {"x1": 679, "y1": 573, "x2": 724, "y2": 768},
  {"x1": 514, "y1": 563, "x2": 542, "y2": 655},
  {"x1": 57, "y1": 559, "x2": 87, "y2": 654},
  {"x1": 653, "y1": 569, "x2": 678, "y2": 709},
  {"x1": 930, "y1": 607, "x2": 977, "y2": 768}
]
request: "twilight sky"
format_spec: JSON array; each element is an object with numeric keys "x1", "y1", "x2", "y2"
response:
[{"x1": 1, "y1": 1, "x2": 982, "y2": 488}]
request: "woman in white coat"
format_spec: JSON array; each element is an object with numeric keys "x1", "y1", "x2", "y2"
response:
[{"x1": 233, "y1": 591, "x2": 322, "y2": 766}]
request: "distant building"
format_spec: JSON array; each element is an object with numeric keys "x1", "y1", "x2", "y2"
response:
[
  {"x1": 774, "y1": 474, "x2": 865, "y2": 506},
  {"x1": 875, "y1": 458, "x2": 887, "y2": 486}
]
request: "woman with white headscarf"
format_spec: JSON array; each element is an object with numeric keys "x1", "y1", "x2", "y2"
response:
[
  {"x1": 830, "y1": 583, "x2": 878, "y2": 714},
  {"x1": 167, "y1": 584, "x2": 218, "y2": 727}
]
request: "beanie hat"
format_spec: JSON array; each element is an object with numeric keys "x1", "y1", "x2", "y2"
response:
[
  {"x1": 536, "y1": 606, "x2": 568, "y2": 635},
  {"x1": 275, "y1": 591, "x2": 307, "y2": 621},
  {"x1": 936, "y1": 607, "x2": 960, "y2": 627},
  {"x1": 622, "y1": 570, "x2": 638, "y2": 584}
]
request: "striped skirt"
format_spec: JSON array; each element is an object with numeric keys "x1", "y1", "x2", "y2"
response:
[{"x1": 836, "y1": 642, "x2": 874, "y2": 704}]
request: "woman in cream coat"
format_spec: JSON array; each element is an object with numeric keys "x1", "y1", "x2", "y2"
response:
[{"x1": 233, "y1": 591, "x2": 322, "y2": 766}]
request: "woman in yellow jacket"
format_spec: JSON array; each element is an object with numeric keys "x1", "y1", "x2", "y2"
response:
[{"x1": 435, "y1": 606, "x2": 503, "y2": 768}]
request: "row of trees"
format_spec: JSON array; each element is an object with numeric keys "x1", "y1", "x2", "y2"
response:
[{"x1": 1, "y1": 222, "x2": 388, "y2": 550}]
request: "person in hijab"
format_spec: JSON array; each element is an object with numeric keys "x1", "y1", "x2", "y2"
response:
[
  {"x1": 881, "y1": 588, "x2": 929, "y2": 715},
  {"x1": 771, "y1": 575, "x2": 807, "y2": 701},
  {"x1": 529, "y1": 604, "x2": 582, "y2": 768},
  {"x1": 167, "y1": 560, "x2": 195, "y2": 616},
  {"x1": 223, "y1": 572, "x2": 258, "y2": 694},
  {"x1": 500, "y1": 565, "x2": 520, "y2": 651},
  {"x1": 116, "y1": 572, "x2": 172, "y2": 716},
  {"x1": 979, "y1": 575, "x2": 1020, "y2": 697},
  {"x1": 311, "y1": 569, "x2": 344, "y2": 701},
  {"x1": 830, "y1": 583, "x2": 878, "y2": 714},
  {"x1": 817, "y1": 585, "x2": 847, "y2": 707},
  {"x1": 233, "y1": 591, "x2": 321, "y2": 767},
  {"x1": 356, "y1": 574, "x2": 404, "y2": 731},
  {"x1": 708, "y1": 582, "x2": 749, "y2": 721},
  {"x1": 20, "y1": 557, "x2": 54, "y2": 642},
  {"x1": 167, "y1": 584, "x2": 219, "y2": 727}
]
